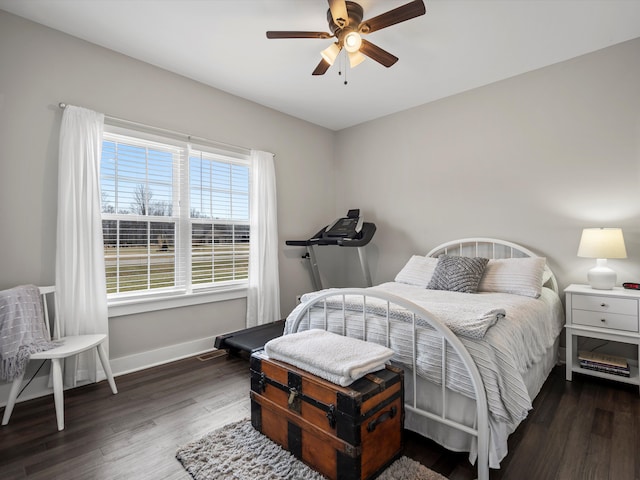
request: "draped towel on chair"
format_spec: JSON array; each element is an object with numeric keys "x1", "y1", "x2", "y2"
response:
[
  {"x1": 55, "y1": 105, "x2": 109, "y2": 386},
  {"x1": 246, "y1": 150, "x2": 281, "y2": 327}
]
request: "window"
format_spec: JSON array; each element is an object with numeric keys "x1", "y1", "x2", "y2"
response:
[{"x1": 100, "y1": 127, "x2": 250, "y2": 303}]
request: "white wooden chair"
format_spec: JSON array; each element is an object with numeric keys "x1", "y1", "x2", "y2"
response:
[{"x1": 1, "y1": 286, "x2": 117, "y2": 431}]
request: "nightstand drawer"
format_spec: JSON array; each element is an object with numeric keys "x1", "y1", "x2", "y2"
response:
[
  {"x1": 572, "y1": 294, "x2": 638, "y2": 316},
  {"x1": 572, "y1": 309, "x2": 639, "y2": 332}
]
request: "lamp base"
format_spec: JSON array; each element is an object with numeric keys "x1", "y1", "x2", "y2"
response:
[{"x1": 587, "y1": 258, "x2": 616, "y2": 290}]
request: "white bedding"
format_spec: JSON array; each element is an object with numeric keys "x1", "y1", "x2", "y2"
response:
[
  {"x1": 293, "y1": 285, "x2": 506, "y2": 339},
  {"x1": 402, "y1": 338, "x2": 559, "y2": 468},
  {"x1": 285, "y1": 281, "x2": 564, "y2": 429}
]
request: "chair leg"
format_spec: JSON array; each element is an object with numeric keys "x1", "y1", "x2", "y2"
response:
[
  {"x1": 51, "y1": 358, "x2": 64, "y2": 431},
  {"x1": 96, "y1": 343, "x2": 118, "y2": 394},
  {"x1": 1, "y1": 371, "x2": 25, "y2": 426}
]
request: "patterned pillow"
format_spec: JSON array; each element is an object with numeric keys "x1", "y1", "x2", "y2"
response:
[
  {"x1": 394, "y1": 256, "x2": 439, "y2": 288},
  {"x1": 477, "y1": 257, "x2": 546, "y2": 298},
  {"x1": 427, "y1": 255, "x2": 489, "y2": 293}
]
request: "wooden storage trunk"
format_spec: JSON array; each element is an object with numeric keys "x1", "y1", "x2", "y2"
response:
[{"x1": 250, "y1": 350, "x2": 404, "y2": 480}]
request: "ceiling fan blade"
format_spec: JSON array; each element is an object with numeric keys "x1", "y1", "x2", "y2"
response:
[
  {"x1": 266, "y1": 31, "x2": 332, "y2": 39},
  {"x1": 359, "y1": 39, "x2": 398, "y2": 67},
  {"x1": 358, "y1": 0, "x2": 426, "y2": 34},
  {"x1": 327, "y1": 0, "x2": 349, "y2": 28},
  {"x1": 312, "y1": 58, "x2": 332, "y2": 76}
]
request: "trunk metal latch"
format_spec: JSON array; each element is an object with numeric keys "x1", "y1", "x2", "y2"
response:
[{"x1": 288, "y1": 387, "x2": 298, "y2": 405}]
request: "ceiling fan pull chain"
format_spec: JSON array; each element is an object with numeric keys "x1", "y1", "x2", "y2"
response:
[{"x1": 344, "y1": 59, "x2": 348, "y2": 85}]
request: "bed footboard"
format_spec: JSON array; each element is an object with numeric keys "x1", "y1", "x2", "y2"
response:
[{"x1": 288, "y1": 288, "x2": 490, "y2": 480}]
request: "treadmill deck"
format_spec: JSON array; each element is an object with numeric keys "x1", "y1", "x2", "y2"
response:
[{"x1": 214, "y1": 320, "x2": 285, "y2": 354}]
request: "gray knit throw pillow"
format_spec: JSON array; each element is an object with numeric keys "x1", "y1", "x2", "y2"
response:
[{"x1": 427, "y1": 255, "x2": 489, "y2": 293}]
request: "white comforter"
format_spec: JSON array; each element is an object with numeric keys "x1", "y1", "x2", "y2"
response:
[{"x1": 285, "y1": 282, "x2": 564, "y2": 425}]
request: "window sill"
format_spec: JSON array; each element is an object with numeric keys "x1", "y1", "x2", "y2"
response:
[{"x1": 108, "y1": 287, "x2": 247, "y2": 318}]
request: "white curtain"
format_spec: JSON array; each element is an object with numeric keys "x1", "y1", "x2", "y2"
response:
[
  {"x1": 246, "y1": 150, "x2": 281, "y2": 327},
  {"x1": 55, "y1": 105, "x2": 108, "y2": 386}
]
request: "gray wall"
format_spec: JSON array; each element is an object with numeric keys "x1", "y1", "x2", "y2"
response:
[
  {"x1": 0, "y1": 11, "x2": 334, "y2": 368},
  {"x1": 334, "y1": 37, "x2": 640, "y2": 291}
]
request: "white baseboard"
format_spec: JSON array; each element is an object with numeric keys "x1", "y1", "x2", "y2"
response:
[
  {"x1": 0, "y1": 336, "x2": 219, "y2": 409},
  {"x1": 109, "y1": 336, "x2": 218, "y2": 376},
  {"x1": 0, "y1": 375, "x2": 53, "y2": 408}
]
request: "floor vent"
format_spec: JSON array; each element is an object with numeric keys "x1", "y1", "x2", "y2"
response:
[{"x1": 196, "y1": 350, "x2": 227, "y2": 361}]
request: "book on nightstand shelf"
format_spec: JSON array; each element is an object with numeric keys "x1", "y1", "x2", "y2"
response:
[{"x1": 578, "y1": 350, "x2": 630, "y2": 377}]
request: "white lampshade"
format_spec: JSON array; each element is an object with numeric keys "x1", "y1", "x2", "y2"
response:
[
  {"x1": 348, "y1": 50, "x2": 366, "y2": 68},
  {"x1": 321, "y1": 43, "x2": 341, "y2": 65},
  {"x1": 577, "y1": 228, "x2": 627, "y2": 289},
  {"x1": 577, "y1": 228, "x2": 627, "y2": 258}
]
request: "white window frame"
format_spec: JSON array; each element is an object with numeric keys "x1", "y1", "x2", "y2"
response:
[{"x1": 102, "y1": 125, "x2": 251, "y2": 317}]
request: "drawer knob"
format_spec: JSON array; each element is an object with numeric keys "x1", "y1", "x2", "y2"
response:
[
  {"x1": 600, "y1": 303, "x2": 607, "y2": 307},
  {"x1": 600, "y1": 318, "x2": 606, "y2": 323}
]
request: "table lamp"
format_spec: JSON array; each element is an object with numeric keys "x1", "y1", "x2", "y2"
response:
[{"x1": 577, "y1": 227, "x2": 627, "y2": 289}]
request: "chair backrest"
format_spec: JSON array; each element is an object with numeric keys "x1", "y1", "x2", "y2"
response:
[{"x1": 38, "y1": 286, "x2": 59, "y2": 341}]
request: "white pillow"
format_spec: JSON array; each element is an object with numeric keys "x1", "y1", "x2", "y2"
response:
[
  {"x1": 394, "y1": 255, "x2": 439, "y2": 288},
  {"x1": 477, "y1": 257, "x2": 546, "y2": 298}
]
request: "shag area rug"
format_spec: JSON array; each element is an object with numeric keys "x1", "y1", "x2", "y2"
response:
[{"x1": 176, "y1": 419, "x2": 448, "y2": 480}]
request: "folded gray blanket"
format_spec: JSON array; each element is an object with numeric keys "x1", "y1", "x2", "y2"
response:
[{"x1": 0, "y1": 285, "x2": 59, "y2": 381}]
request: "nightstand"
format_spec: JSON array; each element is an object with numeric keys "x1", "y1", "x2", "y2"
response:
[{"x1": 565, "y1": 284, "x2": 640, "y2": 393}]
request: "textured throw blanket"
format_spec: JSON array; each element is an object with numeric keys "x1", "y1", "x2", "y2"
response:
[
  {"x1": 265, "y1": 329, "x2": 394, "y2": 386},
  {"x1": 295, "y1": 287, "x2": 506, "y2": 339},
  {"x1": 0, "y1": 285, "x2": 59, "y2": 381}
]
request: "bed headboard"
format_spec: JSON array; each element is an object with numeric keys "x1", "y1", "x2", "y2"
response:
[{"x1": 426, "y1": 237, "x2": 558, "y2": 293}]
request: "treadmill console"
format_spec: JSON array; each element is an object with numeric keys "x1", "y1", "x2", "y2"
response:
[
  {"x1": 285, "y1": 208, "x2": 375, "y2": 248},
  {"x1": 322, "y1": 209, "x2": 363, "y2": 239}
]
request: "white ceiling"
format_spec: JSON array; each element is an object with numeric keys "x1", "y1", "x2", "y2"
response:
[{"x1": 2, "y1": 0, "x2": 640, "y2": 130}]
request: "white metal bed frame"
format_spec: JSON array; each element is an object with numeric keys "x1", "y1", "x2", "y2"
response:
[{"x1": 288, "y1": 238, "x2": 559, "y2": 480}]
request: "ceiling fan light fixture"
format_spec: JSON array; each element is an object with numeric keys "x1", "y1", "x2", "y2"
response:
[
  {"x1": 320, "y1": 42, "x2": 341, "y2": 65},
  {"x1": 343, "y1": 31, "x2": 362, "y2": 53},
  {"x1": 266, "y1": 0, "x2": 427, "y2": 76},
  {"x1": 348, "y1": 50, "x2": 366, "y2": 68}
]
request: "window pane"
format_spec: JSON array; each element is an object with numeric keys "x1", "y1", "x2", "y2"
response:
[
  {"x1": 191, "y1": 222, "x2": 249, "y2": 284},
  {"x1": 189, "y1": 151, "x2": 249, "y2": 222},
  {"x1": 103, "y1": 219, "x2": 176, "y2": 294},
  {"x1": 101, "y1": 137, "x2": 175, "y2": 217}
]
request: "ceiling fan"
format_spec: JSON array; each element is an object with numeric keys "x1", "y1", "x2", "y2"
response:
[{"x1": 266, "y1": 0, "x2": 426, "y2": 75}]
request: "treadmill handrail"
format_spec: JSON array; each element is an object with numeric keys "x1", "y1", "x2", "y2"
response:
[{"x1": 285, "y1": 227, "x2": 326, "y2": 246}]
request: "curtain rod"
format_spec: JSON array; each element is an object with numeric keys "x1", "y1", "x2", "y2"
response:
[{"x1": 58, "y1": 102, "x2": 252, "y2": 156}]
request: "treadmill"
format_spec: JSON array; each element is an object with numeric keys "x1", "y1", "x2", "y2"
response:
[
  {"x1": 285, "y1": 209, "x2": 376, "y2": 291},
  {"x1": 214, "y1": 320, "x2": 285, "y2": 356},
  {"x1": 214, "y1": 209, "x2": 376, "y2": 355}
]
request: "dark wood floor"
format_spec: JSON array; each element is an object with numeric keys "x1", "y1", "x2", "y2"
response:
[{"x1": 1, "y1": 354, "x2": 639, "y2": 480}]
